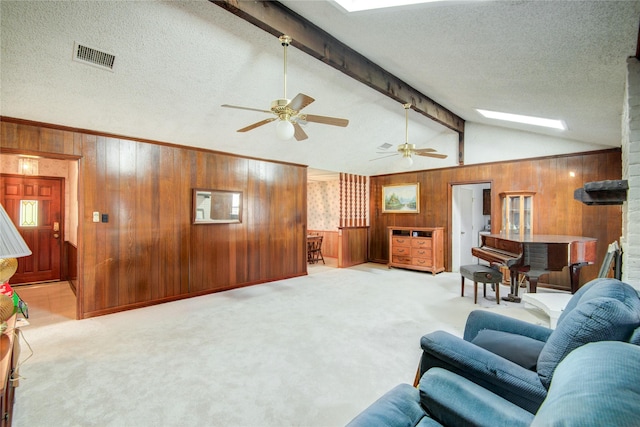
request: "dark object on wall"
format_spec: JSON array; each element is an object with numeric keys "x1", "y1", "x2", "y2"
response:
[
  {"x1": 483, "y1": 189, "x2": 491, "y2": 215},
  {"x1": 574, "y1": 179, "x2": 628, "y2": 205}
]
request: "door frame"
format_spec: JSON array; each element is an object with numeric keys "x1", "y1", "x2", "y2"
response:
[
  {"x1": 0, "y1": 149, "x2": 81, "y2": 318},
  {"x1": 1, "y1": 174, "x2": 65, "y2": 283},
  {"x1": 452, "y1": 186, "x2": 474, "y2": 272}
]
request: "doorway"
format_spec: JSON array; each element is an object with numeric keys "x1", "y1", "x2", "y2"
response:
[
  {"x1": 451, "y1": 182, "x2": 491, "y2": 272},
  {"x1": 1, "y1": 175, "x2": 64, "y2": 284},
  {"x1": 1, "y1": 154, "x2": 79, "y2": 288}
]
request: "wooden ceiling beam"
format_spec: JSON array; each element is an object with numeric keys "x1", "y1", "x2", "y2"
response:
[
  {"x1": 636, "y1": 17, "x2": 640, "y2": 59},
  {"x1": 210, "y1": 0, "x2": 466, "y2": 142}
]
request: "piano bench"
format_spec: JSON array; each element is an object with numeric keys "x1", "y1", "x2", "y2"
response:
[{"x1": 460, "y1": 265, "x2": 503, "y2": 304}]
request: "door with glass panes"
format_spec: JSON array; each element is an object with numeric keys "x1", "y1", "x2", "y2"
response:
[{"x1": 1, "y1": 175, "x2": 63, "y2": 284}]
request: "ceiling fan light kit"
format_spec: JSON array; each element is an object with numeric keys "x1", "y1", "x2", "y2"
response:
[
  {"x1": 221, "y1": 35, "x2": 349, "y2": 141},
  {"x1": 276, "y1": 119, "x2": 295, "y2": 140},
  {"x1": 401, "y1": 151, "x2": 414, "y2": 168}
]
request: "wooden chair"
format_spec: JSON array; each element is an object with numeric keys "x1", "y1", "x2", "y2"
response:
[
  {"x1": 308, "y1": 235, "x2": 325, "y2": 264},
  {"x1": 307, "y1": 238, "x2": 315, "y2": 263}
]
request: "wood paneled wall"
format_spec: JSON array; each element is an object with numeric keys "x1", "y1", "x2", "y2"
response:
[
  {"x1": 64, "y1": 241, "x2": 77, "y2": 293},
  {"x1": 338, "y1": 226, "x2": 368, "y2": 268},
  {"x1": 1, "y1": 118, "x2": 308, "y2": 318},
  {"x1": 307, "y1": 227, "x2": 368, "y2": 267},
  {"x1": 308, "y1": 230, "x2": 338, "y2": 258},
  {"x1": 369, "y1": 150, "x2": 622, "y2": 286}
]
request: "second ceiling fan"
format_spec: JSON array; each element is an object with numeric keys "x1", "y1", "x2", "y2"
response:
[
  {"x1": 373, "y1": 103, "x2": 448, "y2": 167},
  {"x1": 221, "y1": 35, "x2": 349, "y2": 141}
]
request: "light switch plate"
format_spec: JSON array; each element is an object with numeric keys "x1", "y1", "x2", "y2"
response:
[{"x1": 93, "y1": 211, "x2": 100, "y2": 222}]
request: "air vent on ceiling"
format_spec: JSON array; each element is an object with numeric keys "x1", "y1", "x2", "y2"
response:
[{"x1": 73, "y1": 42, "x2": 115, "y2": 71}]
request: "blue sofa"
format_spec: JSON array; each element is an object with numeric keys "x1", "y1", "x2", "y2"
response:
[
  {"x1": 346, "y1": 341, "x2": 640, "y2": 426},
  {"x1": 417, "y1": 278, "x2": 640, "y2": 413}
]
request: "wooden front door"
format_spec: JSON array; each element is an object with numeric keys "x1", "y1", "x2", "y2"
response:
[{"x1": 0, "y1": 175, "x2": 64, "y2": 284}]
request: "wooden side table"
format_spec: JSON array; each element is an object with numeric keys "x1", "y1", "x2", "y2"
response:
[{"x1": 0, "y1": 315, "x2": 18, "y2": 427}]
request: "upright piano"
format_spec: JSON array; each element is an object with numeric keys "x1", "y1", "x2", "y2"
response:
[{"x1": 472, "y1": 233, "x2": 597, "y2": 302}]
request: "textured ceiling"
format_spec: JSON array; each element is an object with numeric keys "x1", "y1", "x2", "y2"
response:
[{"x1": 1, "y1": 1, "x2": 638, "y2": 177}]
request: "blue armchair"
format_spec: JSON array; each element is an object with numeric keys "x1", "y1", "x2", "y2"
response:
[
  {"x1": 347, "y1": 341, "x2": 640, "y2": 426},
  {"x1": 416, "y1": 278, "x2": 640, "y2": 413}
]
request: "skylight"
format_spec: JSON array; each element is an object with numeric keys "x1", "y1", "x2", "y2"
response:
[
  {"x1": 332, "y1": 0, "x2": 440, "y2": 12},
  {"x1": 476, "y1": 109, "x2": 566, "y2": 131}
]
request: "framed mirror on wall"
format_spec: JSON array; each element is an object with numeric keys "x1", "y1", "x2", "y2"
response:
[{"x1": 192, "y1": 189, "x2": 243, "y2": 224}]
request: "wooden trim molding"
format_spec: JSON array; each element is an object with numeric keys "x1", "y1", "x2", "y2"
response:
[
  {"x1": 371, "y1": 148, "x2": 622, "y2": 179},
  {"x1": 0, "y1": 116, "x2": 305, "y2": 168}
]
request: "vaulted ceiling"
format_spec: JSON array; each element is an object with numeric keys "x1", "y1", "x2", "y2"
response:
[{"x1": 1, "y1": 1, "x2": 638, "y2": 177}]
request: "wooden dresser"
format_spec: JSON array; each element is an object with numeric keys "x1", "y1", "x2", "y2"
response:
[
  {"x1": 0, "y1": 315, "x2": 18, "y2": 427},
  {"x1": 388, "y1": 227, "x2": 445, "y2": 275}
]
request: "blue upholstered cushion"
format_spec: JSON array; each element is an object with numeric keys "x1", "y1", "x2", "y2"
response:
[
  {"x1": 532, "y1": 342, "x2": 640, "y2": 426},
  {"x1": 420, "y1": 368, "x2": 533, "y2": 427},
  {"x1": 345, "y1": 384, "x2": 441, "y2": 427},
  {"x1": 537, "y1": 296, "x2": 640, "y2": 388},
  {"x1": 471, "y1": 329, "x2": 545, "y2": 370},
  {"x1": 557, "y1": 278, "x2": 638, "y2": 324}
]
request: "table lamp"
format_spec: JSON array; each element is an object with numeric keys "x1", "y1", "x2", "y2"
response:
[{"x1": 0, "y1": 203, "x2": 32, "y2": 285}]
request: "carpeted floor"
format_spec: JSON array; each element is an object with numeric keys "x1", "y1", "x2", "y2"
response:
[{"x1": 11, "y1": 262, "x2": 549, "y2": 427}]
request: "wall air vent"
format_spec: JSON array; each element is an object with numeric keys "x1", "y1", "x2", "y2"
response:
[{"x1": 73, "y1": 42, "x2": 115, "y2": 71}]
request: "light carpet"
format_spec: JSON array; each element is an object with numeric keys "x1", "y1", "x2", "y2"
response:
[{"x1": 12, "y1": 262, "x2": 549, "y2": 427}]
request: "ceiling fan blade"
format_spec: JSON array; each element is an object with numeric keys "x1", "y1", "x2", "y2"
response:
[
  {"x1": 370, "y1": 153, "x2": 399, "y2": 161},
  {"x1": 293, "y1": 122, "x2": 309, "y2": 141},
  {"x1": 415, "y1": 152, "x2": 448, "y2": 159},
  {"x1": 413, "y1": 148, "x2": 437, "y2": 154},
  {"x1": 302, "y1": 114, "x2": 349, "y2": 127},
  {"x1": 288, "y1": 93, "x2": 315, "y2": 112},
  {"x1": 237, "y1": 118, "x2": 277, "y2": 132},
  {"x1": 222, "y1": 104, "x2": 273, "y2": 114}
]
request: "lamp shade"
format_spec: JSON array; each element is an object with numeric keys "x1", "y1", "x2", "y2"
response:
[{"x1": 0, "y1": 203, "x2": 31, "y2": 258}]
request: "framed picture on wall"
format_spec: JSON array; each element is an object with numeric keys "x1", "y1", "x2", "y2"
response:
[{"x1": 382, "y1": 183, "x2": 420, "y2": 213}]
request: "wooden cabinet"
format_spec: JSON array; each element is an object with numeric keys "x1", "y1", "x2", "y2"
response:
[
  {"x1": 482, "y1": 189, "x2": 491, "y2": 215},
  {"x1": 0, "y1": 316, "x2": 18, "y2": 427},
  {"x1": 500, "y1": 191, "x2": 535, "y2": 234},
  {"x1": 388, "y1": 227, "x2": 444, "y2": 275}
]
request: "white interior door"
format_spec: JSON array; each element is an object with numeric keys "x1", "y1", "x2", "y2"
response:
[{"x1": 452, "y1": 186, "x2": 474, "y2": 272}]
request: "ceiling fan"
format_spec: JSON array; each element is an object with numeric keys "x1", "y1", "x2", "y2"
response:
[
  {"x1": 372, "y1": 103, "x2": 448, "y2": 167},
  {"x1": 221, "y1": 35, "x2": 349, "y2": 141}
]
